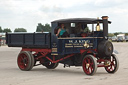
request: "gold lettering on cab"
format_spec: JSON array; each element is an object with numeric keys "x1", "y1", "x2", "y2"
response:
[
  {"x1": 65, "y1": 40, "x2": 90, "y2": 48},
  {"x1": 52, "y1": 48, "x2": 57, "y2": 52}
]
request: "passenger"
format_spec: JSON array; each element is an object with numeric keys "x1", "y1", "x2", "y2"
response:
[
  {"x1": 76, "y1": 23, "x2": 85, "y2": 37},
  {"x1": 76, "y1": 23, "x2": 84, "y2": 33},
  {"x1": 56, "y1": 24, "x2": 68, "y2": 37}
]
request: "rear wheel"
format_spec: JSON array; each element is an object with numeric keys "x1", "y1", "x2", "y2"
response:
[
  {"x1": 43, "y1": 62, "x2": 59, "y2": 69},
  {"x1": 17, "y1": 51, "x2": 34, "y2": 71},
  {"x1": 82, "y1": 55, "x2": 97, "y2": 75},
  {"x1": 105, "y1": 54, "x2": 119, "y2": 73}
]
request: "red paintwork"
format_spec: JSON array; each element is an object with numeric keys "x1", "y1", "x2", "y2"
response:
[
  {"x1": 21, "y1": 48, "x2": 111, "y2": 68},
  {"x1": 39, "y1": 58, "x2": 44, "y2": 64},
  {"x1": 97, "y1": 59, "x2": 106, "y2": 67},
  {"x1": 80, "y1": 49, "x2": 97, "y2": 54},
  {"x1": 81, "y1": 33, "x2": 87, "y2": 37},
  {"x1": 21, "y1": 48, "x2": 51, "y2": 53},
  {"x1": 80, "y1": 49, "x2": 97, "y2": 57},
  {"x1": 81, "y1": 49, "x2": 111, "y2": 68},
  {"x1": 46, "y1": 54, "x2": 75, "y2": 63},
  {"x1": 98, "y1": 64, "x2": 105, "y2": 67},
  {"x1": 17, "y1": 53, "x2": 29, "y2": 70},
  {"x1": 82, "y1": 56, "x2": 94, "y2": 75},
  {"x1": 97, "y1": 59, "x2": 105, "y2": 63},
  {"x1": 22, "y1": 48, "x2": 51, "y2": 60},
  {"x1": 53, "y1": 55, "x2": 55, "y2": 61},
  {"x1": 105, "y1": 55, "x2": 116, "y2": 72},
  {"x1": 80, "y1": 49, "x2": 86, "y2": 54},
  {"x1": 21, "y1": 48, "x2": 75, "y2": 63}
]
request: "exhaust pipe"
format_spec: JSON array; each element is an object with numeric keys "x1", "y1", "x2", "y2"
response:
[{"x1": 102, "y1": 16, "x2": 108, "y2": 38}]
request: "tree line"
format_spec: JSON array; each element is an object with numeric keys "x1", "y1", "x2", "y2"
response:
[
  {"x1": 36, "y1": 23, "x2": 51, "y2": 32},
  {"x1": 0, "y1": 23, "x2": 51, "y2": 33},
  {"x1": 108, "y1": 32, "x2": 128, "y2": 37},
  {"x1": 0, "y1": 24, "x2": 128, "y2": 36},
  {"x1": 0, "y1": 27, "x2": 27, "y2": 32}
]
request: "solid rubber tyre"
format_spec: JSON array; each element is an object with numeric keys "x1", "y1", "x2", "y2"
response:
[
  {"x1": 82, "y1": 55, "x2": 97, "y2": 75},
  {"x1": 105, "y1": 54, "x2": 119, "y2": 73},
  {"x1": 17, "y1": 51, "x2": 34, "y2": 71}
]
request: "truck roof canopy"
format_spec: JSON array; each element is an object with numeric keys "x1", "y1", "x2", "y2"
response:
[{"x1": 52, "y1": 18, "x2": 111, "y2": 24}]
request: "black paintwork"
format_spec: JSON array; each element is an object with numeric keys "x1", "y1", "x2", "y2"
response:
[
  {"x1": 6, "y1": 33, "x2": 51, "y2": 48},
  {"x1": 6, "y1": 16, "x2": 110, "y2": 56}
]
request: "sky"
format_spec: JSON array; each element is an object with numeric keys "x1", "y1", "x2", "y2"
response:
[{"x1": 0, "y1": 0, "x2": 128, "y2": 33}]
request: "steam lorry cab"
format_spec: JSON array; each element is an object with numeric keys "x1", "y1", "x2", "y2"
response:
[{"x1": 6, "y1": 16, "x2": 119, "y2": 75}]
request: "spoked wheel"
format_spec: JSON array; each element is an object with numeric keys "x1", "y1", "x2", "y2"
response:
[
  {"x1": 17, "y1": 51, "x2": 34, "y2": 71},
  {"x1": 82, "y1": 55, "x2": 97, "y2": 75},
  {"x1": 105, "y1": 54, "x2": 119, "y2": 73},
  {"x1": 43, "y1": 62, "x2": 59, "y2": 69}
]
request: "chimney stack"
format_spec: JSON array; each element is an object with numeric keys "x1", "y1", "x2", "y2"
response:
[{"x1": 102, "y1": 16, "x2": 108, "y2": 38}]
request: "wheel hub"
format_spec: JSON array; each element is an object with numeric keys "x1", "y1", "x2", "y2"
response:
[
  {"x1": 23, "y1": 58, "x2": 27, "y2": 64},
  {"x1": 104, "y1": 60, "x2": 111, "y2": 66},
  {"x1": 86, "y1": 63, "x2": 90, "y2": 68}
]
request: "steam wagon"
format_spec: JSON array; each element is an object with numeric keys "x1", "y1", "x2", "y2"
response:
[{"x1": 6, "y1": 16, "x2": 119, "y2": 75}]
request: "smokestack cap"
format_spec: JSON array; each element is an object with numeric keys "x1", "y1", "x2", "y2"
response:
[{"x1": 102, "y1": 16, "x2": 109, "y2": 20}]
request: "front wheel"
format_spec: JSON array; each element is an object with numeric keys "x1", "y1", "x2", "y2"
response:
[
  {"x1": 105, "y1": 54, "x2": 119, "y2": 73},
  {"x1": 82, "y1": 55, "x2": 97, "y2": 75}
]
